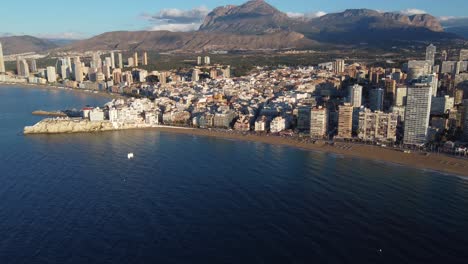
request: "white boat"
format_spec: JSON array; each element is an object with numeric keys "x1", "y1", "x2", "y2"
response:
[{"x1": 127, "y1": 153, "x2": 134, "y2": 159}]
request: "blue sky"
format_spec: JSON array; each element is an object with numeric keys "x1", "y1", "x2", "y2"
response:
[{"x1": 1, "y1": 0, "x2": 467, "y2": 39}]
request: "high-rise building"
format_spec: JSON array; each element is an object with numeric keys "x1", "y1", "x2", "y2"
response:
[
  {"x1": 128, "y1": 57, "x2": 134, "y2": 67},
  {"x1": 143, "y1": 52, "x2": 148, "y2": 66},
  {"x1": 204, "y1": 56, "x2": 210, "y2": 65},
  {"x1": 297, "y1": 106, "x2": 312, "y2": 132},
  {"x1": 403, "y1": 84, "x2": 432, "y2": 146},
  {"x1": 310, "y1": 106, "x2": 328, "y2": 139},
  {"x1": 110, "y1": 52, "x2": 115, "y2": 69},
  {"x1": 73, "y1": 62, "x2": 83, "y2": 82},
  {"x1": 134, "y1": 52, "x2": 139, "y2": 67},
  {"x1": 460, "y1": 49, "x2": 468, "y2": 61},
  {"x1": 210, "y1": 68, "x2": 217, "y2": 79},
  {"x1": 431, "y1": 95, "x2": 454, "y2": 115},
  {"x1": 441, "y1": 50, "x2": 448, "y2": 62},
  {"x1": 118, "y1": 53, "x2": 123, "y2": 69},
  {"x1": 385, "y1": 79, "x2": 396, "y2": 101},
  {"x1": 337, "y1": 103, "x2": 353, "y2": 138},
  {"x1": 333, "y1": 59, "x2": 345, "y2": 74},
  {"x1": 463, "y1": 100, "x2": 468, "y2": 141},
  {"x1": 60, "y1": 65, "x2": 70, "y2": 80},
  {"x1": 416, "y1": 74, "x2": 438, "y2": 97},
  {"x1": 222, "y1": 66, "x2": 231, "y2": 78},
  {"x1": 426, "y1": 44, "x2": 436, "y2": 66},
  {"x1": 192, "y1": 69, "x2": 200, "y2": 82},
  {"x1": 17, "y1": 58, "x2": 29, "y2": 77},
  {"x1": 197, "y1": 56, "x2": 202, "y2": 65},
  {"x1": 28, "y1": 59, "x2": 37, "y2": 73},
  {"x1": 0, "y1": 42, "x2": 5, "y2": 73},
  {"x1": 394, "y1": 86, "x2": 408, "y2": 107},
  {"x1": 348, "y1": 84, "x2": 363, "y2": 107},
  {"x1": 46, "y1": 66, "x2": 57, "y2": 83},
  {"x1": 369, "y1": 88, "x2": 385, "y2": 112},
  {"x1": 455, "y1": 89, "x2": 464, "y2": 105}
]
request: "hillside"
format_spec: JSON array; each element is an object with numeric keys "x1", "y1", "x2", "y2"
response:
[
  {"x1": 0, "y1": 35, "x2": 58, "y2": 55},
  {"x1": 60, "y1": 30, "x2": 315, "y2": 52}
]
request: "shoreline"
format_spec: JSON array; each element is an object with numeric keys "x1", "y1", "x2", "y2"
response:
[
  {"x1": 0, "y1": 83, "x2": 123, "y2": 99},
  {"x1": 13, "y1": 83, "x2": 468, "y2": 177},
  {"x1": 149, "y1": 127, "x2": 468, "y2": 177}
]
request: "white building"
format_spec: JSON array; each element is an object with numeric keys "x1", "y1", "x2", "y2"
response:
[
  {"x1": 358, "y1": 109, "x2": 398, "y2": 142},
  {"x1": 46, "y1": 66, "x2": 57, "y2": 83},
  {"x1": 0, "y1": 42, "x2": 5, "y2": 73},
  {"x1": 255, "y1": 116, "x2": 269, "y2": 132},
  {"x1": 403, "y1": 84, "x2": 432, "y2": 146},
  {"x1": 270, "y1": 116, "x2": 287, "y2": 133},
  {"x1": 426, "y1": 44, "x2": 436, "y2": 66},
  {"x1": 348, "y1": 84, "x2": 363, "y2": 108},
  {"x1": 89, "y1": 108, "x2": 105, "y2": 122},
  {"x1": 310, "y1": 106, "x2": 328, "y2": 138}
]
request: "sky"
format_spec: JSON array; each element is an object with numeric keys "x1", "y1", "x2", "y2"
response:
[{"x1": 1, "y1": 0, "x2": 467, "y2": 39}]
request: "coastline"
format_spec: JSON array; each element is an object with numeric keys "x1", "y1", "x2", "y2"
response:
[
  {"x1": 150, "y1": 127, "x2": 468, "y2": 177},
  {"x1": 13, "y1": 83, "x2": 468, "y2": 177},
  {"x1": 0, "y1": 82, "x2": 123, "y2": 99}
]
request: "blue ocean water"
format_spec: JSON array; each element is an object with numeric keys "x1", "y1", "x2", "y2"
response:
[{"x1": 0, "y1": 86, "x2": 468, "y2": 264}]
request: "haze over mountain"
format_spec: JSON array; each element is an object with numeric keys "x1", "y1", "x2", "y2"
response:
[
  {"x1": 441, "y1": 17, "x2": 468, "y2": 38},
  {"x1": 1, "y1": 0, "x2": 464, "y2": 54},
  {"x1": 0, "y1": 35, "x2": 58, "y2": 55}
]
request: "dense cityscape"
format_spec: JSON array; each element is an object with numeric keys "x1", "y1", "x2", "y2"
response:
[{"x1": 2, "y1": 42, "x2": 468, "y2": 155}]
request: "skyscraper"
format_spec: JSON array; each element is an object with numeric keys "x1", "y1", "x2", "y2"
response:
[
  {"x1": 369, "y1": 88, "x2": 385, "y2": 112},
  {"x1": 426, "y1": 44, "x2": 436, "y2": 66},
  {"x1": 17, "y1": 58, "x2": 29, "y2": 77},
  {"x1": 110, "y1": 52, "x2": 115, "y2": 69},
  {"x1": 337, "y1": 103, "x2": 353, "y2": 138},
  {"x1": 118, "y1": 53, "x2": 123, "y2": 69},
  {"x1": 0, "y1": 42, "x2": 5, "y2": 73},
  {"x1": 403, "y1": 84, "x2": 432, "y2": 146},
  {"x1": 143, "y1": 52, "x2": 148, "y2": 66},
  {"x1": 333, "y1": 59, "x2": 345, "y2": 74},
  {"x1": 73, "y1": 58, "x2": 83, "y2": 82},
  {"x1": 134, "y1": 52, "x2": 139, "y2": 67},
  {"x1": 310, "y1": 106, "x2": 328, "y2": 139},
  {"x1": 463, "y1": 100, "x2": 468, "y2": 141},
  {"x1": 197, "y1": 56, "x2": 202, "y2": 65},
  {"x1": 192, "y1": 69, "x2": 200, "y2": 82},
  {"x1": 348, "y1": 84, "x2": 363, "y2": 108},
  {"x1": 204, "y1": 56, "x2": 210, "y2": 65},
  {"x1": 46, "y1": 66, "x2": 57, "y2": 83}
]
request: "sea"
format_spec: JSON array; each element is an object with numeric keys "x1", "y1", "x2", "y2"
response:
[{"x1": 0, "y1": 86, "x2": 468, "y2": 264}]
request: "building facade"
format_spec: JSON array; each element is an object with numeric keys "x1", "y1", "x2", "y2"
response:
[{"x1": 403, "y1": 84, "x2": 432, "y2": 145}]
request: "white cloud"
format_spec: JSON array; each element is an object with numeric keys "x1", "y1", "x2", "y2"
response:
[
  {"x1": 399, "y1": 9, "x2": 427, "y2": 16},
  {"x1": 287, "y1": 11, "x2": 327, "y2": 19},
  {"x1": 141, "y1": 6, "x2": 209, "y2": 32}
]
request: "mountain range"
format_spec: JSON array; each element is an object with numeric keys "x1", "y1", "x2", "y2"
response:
[{"x1": 1, "y1": 0, "x2": 465, "y2": 55}]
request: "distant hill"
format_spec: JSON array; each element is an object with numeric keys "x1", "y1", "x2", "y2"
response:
[
  {"x1": 199, "y1": 0, "x2": 292, "y2": 34},
  {"x1": 61, "y1": 30, "x2": 315, "y2": 52},
  {"x1": 0, "y1": 35, "x2": 58, "y2": 55},
  {"x1": 200, "y1": 1, "x2": 456, "y2": 44},
  {"x1": 441, "y1": 18, "x2": 468, "y2": 39}
]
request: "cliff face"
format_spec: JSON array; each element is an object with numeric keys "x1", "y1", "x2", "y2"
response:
[{"x1": 199, "y1": 0, "x2": 292, "y2": 34}]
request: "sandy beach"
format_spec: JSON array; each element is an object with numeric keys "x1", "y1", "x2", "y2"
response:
[{"x1": 152, "y1": 127, "x2": 468, "y2": 177}]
